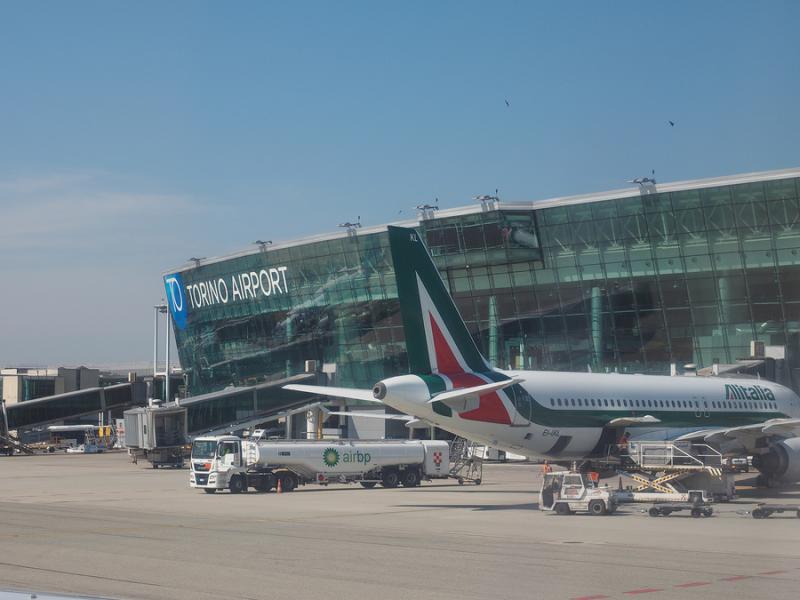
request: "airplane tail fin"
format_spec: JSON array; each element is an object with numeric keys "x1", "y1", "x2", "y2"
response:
[{"x1": 387, "y1": 226, "x2": 492, "y2": 375}]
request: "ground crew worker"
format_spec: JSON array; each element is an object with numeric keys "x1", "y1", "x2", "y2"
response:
[{"x1": 542, "y1": 460, "x2": 552, "y2": 474}]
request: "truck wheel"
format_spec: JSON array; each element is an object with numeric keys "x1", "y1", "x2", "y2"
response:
[
  {"x1": 203, "y1": 488, "x2": 217, "y2": 494},
  {"x1": 691, "y1": 508, "x2": 702, "y2": 518},
  {"x1": 474, "y1": 479, "x2": 481, "y2": 486},
  {"x1": 229, "y1": 475, "x2": 245, "y2": 494},
  {"x1": 360, "y1": 481, "x2": 377, "y2": 489},
  {"x1": 752, "y1": 508, "x2": 764, "y2": 519},
  {"x1": 589, "y1": 500, "x2": 607, "y2": 515},
  {"x1": 703, "y1": 508, "x2": 713, "y2": 517},
  {"x1": 382, "y1": 470, "x2": 400, "y2": 488},
  {"x1": 401, "y1": 469, "x2": 420, "y2": 487},
  {"x1": 253, "y1": 478, "x2": 271, "y2": 493},
  {"x1": 280, "y1": 474, "x2": 296, "y2": 492},
  {"x1": 649, "y1": 507, "x2": 660, "y2": 517},
  {"x1": 555, "y1": 503, "x2": 571, "y2": 516}
]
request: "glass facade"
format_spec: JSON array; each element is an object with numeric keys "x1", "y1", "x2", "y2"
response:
[{"x1": 170, "y1": 173, "x2": 800, "y2": 396}]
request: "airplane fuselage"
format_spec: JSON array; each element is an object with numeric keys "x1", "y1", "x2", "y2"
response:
[{"x1": 379, "y1": 370, "x2": 800, "y2": 460}]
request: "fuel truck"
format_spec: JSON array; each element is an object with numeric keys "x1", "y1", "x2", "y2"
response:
[{"x1": 190, "y1": 435, "x2": 451, "y2": 494}]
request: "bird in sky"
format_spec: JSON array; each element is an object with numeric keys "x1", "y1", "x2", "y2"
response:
[
  {"x1": 668, "y1": 120, "x2": 675, "y2": 127},
  {"x1": 505, "y1": 99, "x2": 510, "y2": 107}
]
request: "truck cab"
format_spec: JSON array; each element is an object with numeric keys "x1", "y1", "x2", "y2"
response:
[
  {"x1": 190, "y1": 436, "x2": 247, "y2": 493},
  {"x1": 539, "y1": 471, "x2": 618, "y2": 515}
]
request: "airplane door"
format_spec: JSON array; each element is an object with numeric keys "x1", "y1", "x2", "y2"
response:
[{"x1": 701, "y1": 398, "x2": 710, "y2": 418}]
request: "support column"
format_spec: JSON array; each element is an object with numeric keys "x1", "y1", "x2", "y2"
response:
[
  {"x1": 591, "y1": 286, "x2": 602, "y2": 368},
  {"x1": 306, "y1": 408, "x2": 321, "y2": 440},
  {"x1": 488, "y1": 295, "x2": 498, "y2": 367},
  {"x1": 285, "y1": 414, "x2": 292, "y2": 440}
]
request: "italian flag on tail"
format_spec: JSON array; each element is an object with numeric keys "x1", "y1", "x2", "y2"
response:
[{"x1": 387, "y1": 226, "x2": 518, "y2": 425}]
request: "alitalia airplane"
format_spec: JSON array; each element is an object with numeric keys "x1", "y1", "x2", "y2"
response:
[{"x1": 287, "y1": 226, "x2": 800, "y2": 485}]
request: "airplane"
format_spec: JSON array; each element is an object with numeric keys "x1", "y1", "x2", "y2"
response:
[{"x1": 286, "y1": 226, "x2": 800, "y2": 486}]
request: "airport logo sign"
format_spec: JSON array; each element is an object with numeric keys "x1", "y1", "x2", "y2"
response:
[
  {"x1": 164, "y1": 273, "x2": 188, "y2": 330},
  {"x1": 184, "y1": 267, "x2": 289, "y2": 310},
  {"x1": 163, "y1": 266, "x2": 291, "y2": 323}
]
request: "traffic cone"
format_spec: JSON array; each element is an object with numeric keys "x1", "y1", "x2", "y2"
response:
[{"x1": 276, "y1": 478, "x2": 282, "y2": 494}]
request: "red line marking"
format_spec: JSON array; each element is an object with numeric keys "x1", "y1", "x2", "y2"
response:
[
  {"x1": 674, "y1": 582, "x2": 711, "y2": 588},
  {"x1": 571, "y1": 596, "x2": 610, "y2": 600},
  {"x1": 624, "y1": 589, "x2": 663, "y2": 595},
  {"x1": 758, "y1": 570, "x2": 788, "y2": 575},
  {"x1": 720, "y1": 575, "x2": 752, "y2": 581}
]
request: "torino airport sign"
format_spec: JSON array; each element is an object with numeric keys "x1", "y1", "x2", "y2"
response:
[{"x1": 164, "y1": 267, "x2": 289, "y2": 330}]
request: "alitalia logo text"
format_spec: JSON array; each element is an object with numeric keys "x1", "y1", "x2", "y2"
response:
[
  {"x1": 322, "y1": 447, "x2": 371, "y2": 467},
  {"x1": 724, "y1": 384, "x2": 775, "y2": 401}
]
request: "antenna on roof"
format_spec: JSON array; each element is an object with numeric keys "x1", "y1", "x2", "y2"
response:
[
  {"x1": 416, "y1": 198, "x2": 439, "y2": 220},
  {"x1": 338, "y1": 217, "x2": 362, "y2": 238},
  {"x1": 473, "y1": 194, "x2": 500, "y2": 212},
  {"x1": 628, "y1": 174, "x2": 657, "y2": 195}
]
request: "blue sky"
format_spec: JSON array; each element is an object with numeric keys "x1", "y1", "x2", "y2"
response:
[{"x1": 1, "y1": 1, "x2": 799, "y2": 366}]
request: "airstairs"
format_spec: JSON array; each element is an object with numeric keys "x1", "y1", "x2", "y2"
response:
[
  {"x1": 448, "y1": 436, "x2": 483, "y2": 484},
  {"x1": 0, "y1": 432, "x2": 35, "y2": 455},
  {"x1": 614, "y1": 441, "x2": 732, "y2": 499}
]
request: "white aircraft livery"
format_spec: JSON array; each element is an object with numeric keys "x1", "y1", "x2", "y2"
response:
[{"x1": 286, "y1": 226, "x2": 800, "y2": 485}]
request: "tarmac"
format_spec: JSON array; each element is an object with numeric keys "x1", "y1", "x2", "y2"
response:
[{"x1": 0, "y1": 452, "x2": 798, "y2": 600}]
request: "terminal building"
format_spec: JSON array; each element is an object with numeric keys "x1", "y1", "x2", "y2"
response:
[{"x1": 164, "y1": 168, "x2": 800, "y2": 411}]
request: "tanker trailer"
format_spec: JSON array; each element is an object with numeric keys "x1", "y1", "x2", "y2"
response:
[{"x1": 190, "y1": 435, "x2": 450, "y2": 494}]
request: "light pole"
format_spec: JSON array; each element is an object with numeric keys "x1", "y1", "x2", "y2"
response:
[
  {"x1": 153, "y1": 303, "x2": 167, "y2": 406},
  {"x1": 165, "y1": 307, "x2": 172, "y2": 405}
]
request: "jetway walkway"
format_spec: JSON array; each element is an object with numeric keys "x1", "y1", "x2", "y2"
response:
[
  {"x1": 3, "y1": 382, "x2": 148, "y2": 432},
  {"x1": 181, "y1": 373, "x2": 318, "y2": 436},
  {"x1": 1, "y1": 382, "x2": 147, "y2": 455}
]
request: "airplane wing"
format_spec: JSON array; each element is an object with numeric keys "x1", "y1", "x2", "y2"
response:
[
  {"x1": 428, "y1": 378, "x2": 524, "y2": 404},
  {"x1": 675, "y1": 418, "x2": 800, "y2": 450},
  {"x1": 606, "y1": 415, "x2": 661, "y2": 427},
  {"x1": 325, "y1": 411, "x2": 430, "y2": 429},
  {"x1": 325, "y1": 410, "x2": 414, "y2": 421},
  {"x1": 283, "y1": 384, "x2": 380, "y2": 403}
]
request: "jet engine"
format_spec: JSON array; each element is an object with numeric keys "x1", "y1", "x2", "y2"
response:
[{"x1": 752, "y1": 437, "x2": 800, "y2": 485}]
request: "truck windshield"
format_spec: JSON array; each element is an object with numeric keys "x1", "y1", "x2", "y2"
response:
[{"x1": 191, "y1": 440, "x2": 216, "y2": 459}]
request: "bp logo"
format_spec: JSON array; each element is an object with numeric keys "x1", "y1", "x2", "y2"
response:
[{"x1": 323, "y1": 448, "x2": 340, "y2": 467}]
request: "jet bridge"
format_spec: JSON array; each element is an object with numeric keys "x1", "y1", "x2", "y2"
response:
[{"x1": 1, "y1": 382, "x2": 147, "y2": 455}]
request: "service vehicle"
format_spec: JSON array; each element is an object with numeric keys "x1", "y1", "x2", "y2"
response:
[
  {"x1": 190, "y1": 435, "x2": 450, "y2": 494},
  {"x1": 539, "y1": 471, "x2": 620, "y2": 515},
  {"x1": 646, "y1": 489, "x2": 714, "y2": 517},
  {"x1": 751, "y1": 503, "x2": 800, "y2": 519}
]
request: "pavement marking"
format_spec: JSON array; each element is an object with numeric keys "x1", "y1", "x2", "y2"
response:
[
  {"x1": 719, "y1": 575, "x2": 752, "y2": 581},
  {"x1": 757, "y1": 570, "x2": 789, "y2": 575},
  {"x1": 571, "y1": 595, "x2": 610, "y2": 600},
  {"x1": 674, "y1": 581, "x2": 711, "y2": 588},
  {"x1": 623, "y1": 589, "x2": 663, "y2": 595}
]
